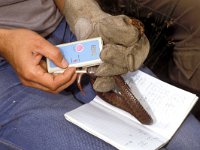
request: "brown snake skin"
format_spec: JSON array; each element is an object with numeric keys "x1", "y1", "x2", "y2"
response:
[
  {"x1": 96, "y1": 75, "x2": 153, "y2": 125},
  {"x1": 77, "y1": 71, "x2": 153, "y2": 125},
  {"x1": 77, "y1": 18, "x2": 153, "y2": 125}
]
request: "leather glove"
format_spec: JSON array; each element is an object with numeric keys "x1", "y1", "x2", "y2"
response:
[{"x1": 62, "y1": 0, "x2": 150, "y2": 92}]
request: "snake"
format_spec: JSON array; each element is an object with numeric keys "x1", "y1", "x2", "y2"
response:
[
  {"x1": 76, "y1": 18, "x2": 153, "y2": 125},
  {"x1": 76, "y1": 66, "x2": 153, "y2": 125}
]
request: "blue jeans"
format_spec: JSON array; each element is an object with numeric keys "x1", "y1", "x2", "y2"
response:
[{"x1": 0, "y1": 19, "x2": 200, "y2": 150}]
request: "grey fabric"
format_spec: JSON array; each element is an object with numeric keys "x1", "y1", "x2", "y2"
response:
[{"x1": 0, "y1": 0, "x2": 63, "y2": 37}]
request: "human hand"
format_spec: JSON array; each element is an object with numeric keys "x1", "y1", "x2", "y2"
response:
[
  {"x1": 0, "y1": 29, "x2": 77, "y2": 93},
  {"x1": 62, "y1": 0, "x2": 150, "y2": 92}
]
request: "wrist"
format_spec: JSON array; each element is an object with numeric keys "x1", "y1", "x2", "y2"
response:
[
  {"x1": 0, "y1": 29, "x2": 11, "y2": 57},
  {"x1": 0, "y1": 29, "x2": 9, "y2": 55}
]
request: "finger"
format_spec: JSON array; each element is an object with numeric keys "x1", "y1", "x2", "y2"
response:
[
  {"x1": 53, "y1": 73, "x2": 77, "y2": 93},
  {"x1": 101, "y1": 34, "x2": 150, "y2": 72},
  {"x1": 20, "y1": 77, "x2": 53, "y2": 92},
  {"x1": 98, "y1": 15, "x2": 140, "y2": 46},
  {"x1": 41, "y1": 67, "x2": 77, "y2": 91},
  {"x1": 27, "y1": 65, "x2": 77, "y2": 91},
  {"x1": 127, "y1": 34, "x2": 150, "y2": 71},
  {"x1": 39, "y1": 59, "x2": 47, "y2": 70},
  {"x1": 100, "y1": 44, "x2": 127, "y2": 68},
  {"x1": 35, "y1": 39, "x2": 68, "y2": 68},
  {"x1": 32, "y1": 52, "x2": 43, "y2": 65},
  {"x1": 95, "y1": 63, "x2": 128, "y2": 77},
  {"x1": 20, "y1": 73, "x2": 77, "y2": 93}
]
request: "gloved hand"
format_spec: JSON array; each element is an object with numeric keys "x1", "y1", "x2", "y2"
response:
[{"x1": 62, "y1": 0, "x2": 150, "y2": 92}]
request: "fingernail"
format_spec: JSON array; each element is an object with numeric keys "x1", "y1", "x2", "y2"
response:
[{"x1": 62, "y1": 59, "x2": 68, "y2": 68}]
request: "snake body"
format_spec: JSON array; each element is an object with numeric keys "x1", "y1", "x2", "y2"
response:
[
  {"x1": 96, "y1": 75, "x2": 153, "y2": 125},
  {"x1": 76, "y1": 18, "x2": 153, "y2": 125},
  {"x1": 77, "y1": 68, "x2": 153, "y2": 125}
]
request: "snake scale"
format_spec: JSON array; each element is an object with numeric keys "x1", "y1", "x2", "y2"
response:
[{"x1": 77, "y1": 18, "x2": 153, "y2": 125}]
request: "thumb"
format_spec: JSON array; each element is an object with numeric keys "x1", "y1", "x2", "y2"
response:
[
  {"x1": 36, "y1": 40, "x2": 68, "y2": 68},
  {"x1": 93, "y1": 77, "x2": 115, "y2": 92}
]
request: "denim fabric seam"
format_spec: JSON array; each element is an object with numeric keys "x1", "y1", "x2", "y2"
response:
[
  {"x1": 0, "y1": 61, "x2": 9, "y2": 70},
  {"x1": 0, "y1": 138, "x2": 23, "y2": 150},
  {"x1": 0, "y1": 84, "x2": 25, "y2": 100}
]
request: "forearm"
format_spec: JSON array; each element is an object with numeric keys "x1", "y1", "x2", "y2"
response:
[
  {"x1": 54, "y1": 0, "x2": 64, "y2": 13},
  {"x1": 0, "y1": 28, "x2": 11, "y2": 58}
]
